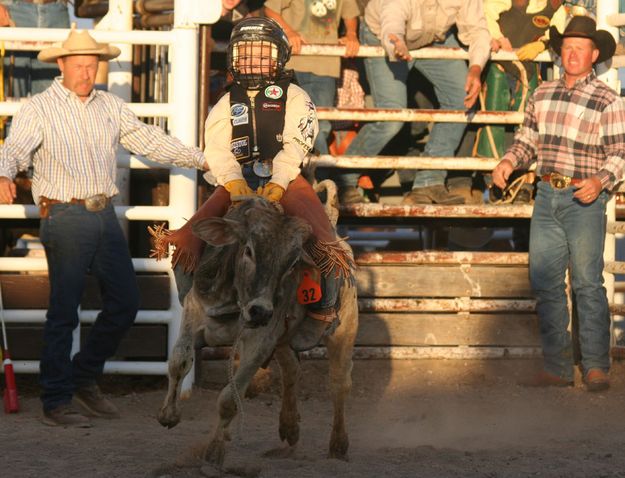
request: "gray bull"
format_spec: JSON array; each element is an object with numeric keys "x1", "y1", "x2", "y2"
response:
[{"x1": 157, "y1": 197, "x2": 358, "y2": 466}]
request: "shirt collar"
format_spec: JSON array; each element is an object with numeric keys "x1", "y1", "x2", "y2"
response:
[
  {"x1": 50, "y1": 76, "x2": 98, "y2": 104},
  {"x1": 559, "y1": 71, "x2": 596, "y2": 90}
]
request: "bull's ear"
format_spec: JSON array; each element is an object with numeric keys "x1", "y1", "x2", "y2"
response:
[
  {"x1": 299, "y1": 249, "x2": 317, "y2": 268},
  {"x1": 192, "y1": 218, "x2": 241, "y2": 246}
]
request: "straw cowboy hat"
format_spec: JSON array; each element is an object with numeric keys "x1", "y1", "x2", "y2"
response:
[
  {"x1": 37, "y1": 29, "x2": 121, "y2": 63},
  {"x1": 549, "y1": 16, "x2": 616, "y2": 64}
]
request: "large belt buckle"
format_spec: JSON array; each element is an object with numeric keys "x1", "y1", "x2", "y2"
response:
[
  {"x1": 84, "y1": 194, "x2": 108, "y2": 212},
  {"x1": 549, "y1": 172, "x2": 571, "y2": 190},
  {"x1": 252, "y1": 159, "x2": 273, "y2": 178}
]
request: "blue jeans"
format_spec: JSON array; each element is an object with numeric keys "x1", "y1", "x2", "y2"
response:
[
  {"x1": 2, "y1": 0, "x2": 69, "y2": 97},
  {"x1": 39, "y1": 202, "x2": 140, "y2": 411},
  {"x1": 529, "y1": 182, "x2": 610, "y2": 381},
  {"x1": 341, "y1": 22, "x2": 468, "y2": 189},
  {"x1": 294, "y1": 71, "x2": 336, "y2": 155}
]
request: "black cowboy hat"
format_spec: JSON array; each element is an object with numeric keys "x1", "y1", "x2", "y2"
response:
[{"x1": 549, "y1": 16, "x2": 616, "y2": 64}]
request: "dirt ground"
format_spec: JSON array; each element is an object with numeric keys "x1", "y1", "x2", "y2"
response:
[{"x1": 3, "y1": 358, "x2": 625, "y2": 478}]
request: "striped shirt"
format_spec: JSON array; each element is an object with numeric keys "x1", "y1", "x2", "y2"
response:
[
  {"x1": 503, "y1": 72, "x2": 625, "y2": 190},
  {"x1": 0, "y1": 77, "x2": 205, "y2": 203}
]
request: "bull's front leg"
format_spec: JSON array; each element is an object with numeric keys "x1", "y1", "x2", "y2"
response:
[
  {"x1": 158, "y1": 297, "x2": 198, "y2": 429},
  {"x1": 324, "y1": 283, "x2": 358, "y2": 460},
  {"x1": 274, "y1": 343, "x2": 301, "y2": 446},
  {"x1": 204, "y1": 327, "x2": 282, "y2": 467}
]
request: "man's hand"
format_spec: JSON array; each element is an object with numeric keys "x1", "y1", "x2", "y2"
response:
[
  {"x1": 573, "y1": 176, "x2": 603, "y2": 204},
  {"x1": 491, "y1": 37, "x2": 513, "y2": 52},
  {"x1": 492, "y1": 159, "x2": 515, "y2": 189},
  {"x1": 285, "y1": 29, "x2": 304, "y2": 55},
  {"x1": 0, "y1": 5, "x2": 13, "y2": 27},
  {"x1": 388, "y1": 33, "x2": 411, "y2": 61},
  {"x1": 0, "y1": 176, "x2": 16, "y2": 204},
  {"x1": 338, "y1": 32, "x2": 360, "y2": 58},
  {"x1": 257, "y1": 182, "x2": 285, "y2": 202},
  {"x1": 464, "y1": 65, "x2": 482, "y2": 109},
  {"x1": 224, "y1": 179, "x2": 254, "y2": 201},
  {"x1": 516, "y1": 41, "x2": 546, "y2": 61}
]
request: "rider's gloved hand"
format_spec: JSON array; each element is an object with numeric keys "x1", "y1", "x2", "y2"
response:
[
  {"x1": 257, "y1": 182, "x2": 285, "y2": 202},
  {"x1": 224, "y1": 179, "x2": 254, "y2": 201}
]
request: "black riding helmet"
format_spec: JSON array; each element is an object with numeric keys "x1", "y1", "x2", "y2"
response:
[{"x1": 227, "y1": 17, "x2": 292, "y2": 90}]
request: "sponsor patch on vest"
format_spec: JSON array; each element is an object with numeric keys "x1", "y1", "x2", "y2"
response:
[
  {"x1": 230, "y1": 136, "x2": 250, "y2": 160},
  {"x1": 532, "y1": 15, "x2": 550, "y2": 29},
  {"x1": 231, "y1": 103, "x2": 249, "y2": 126},
  {"x1": 261, "y1": 101, "x2": 283, "y2": 112},
  {"x1": 264, "y1": 85, "x2": 283, "y2": 99}
]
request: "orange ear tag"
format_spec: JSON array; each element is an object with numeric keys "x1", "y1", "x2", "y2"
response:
[{"x1": 297, "y1": 269, "x2": 322, "y2": 305}]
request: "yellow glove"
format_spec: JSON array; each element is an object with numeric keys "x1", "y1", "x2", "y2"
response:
[
  {"x1": 257, "y1": 182, "x2": 285, "y2": 202},
  {"x1": 224, "y1": 179, "x2": 254, "y2": 200},
  {"x1": 516, "y1": 41, "x2": 546, "y2": 61}
]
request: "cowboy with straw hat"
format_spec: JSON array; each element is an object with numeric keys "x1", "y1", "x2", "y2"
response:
[{"x1": 0, "y1": 27, "x2": 209, "y2": 428}]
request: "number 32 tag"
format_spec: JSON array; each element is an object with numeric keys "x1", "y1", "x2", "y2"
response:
[{"x1": 297, "y1": 269, "x2": 322, "y2": 305}]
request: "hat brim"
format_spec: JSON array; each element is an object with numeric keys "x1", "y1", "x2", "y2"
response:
[
  {"x1": 37, "y1": 45, "x2": 121, "y2": 63},
  {"x1": 549, "y1": 25, "x2": 616, "y2": 64}
]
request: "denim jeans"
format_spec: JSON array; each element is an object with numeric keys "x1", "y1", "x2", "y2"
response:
[
  {"x1": 529, "y1": 182, "x2": 610, "y2": 381},
  {"x1": 39, "y1": 202, "x2": 140, "y2": 411},
  {"x1": 2, "y1": 0, "x2": 69, "y2": 97},
  {"x1": 294, "y1": 71, "x2": 336, "y2": 155},
  {"x1": 340, "y1": 22, "x2": 468, "y2": 189}
]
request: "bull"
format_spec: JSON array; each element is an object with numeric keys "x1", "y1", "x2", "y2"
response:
[{"x1": 157, "y1": 195, "x2": 358, "y2": 468}]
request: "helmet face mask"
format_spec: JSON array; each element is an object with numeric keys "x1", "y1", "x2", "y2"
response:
[{"x1": 228, "y1": 17, "x2": 291, "y2": 90}]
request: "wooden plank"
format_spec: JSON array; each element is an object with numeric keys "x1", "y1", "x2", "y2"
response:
[
  {"x1": 0, "y1": 273, "x2": 171, "y2": 310},
  {"x1": 5, "y1": 324, "x2": 167, "y2": 360},
  {"x1": 355, "y1": 265, "x2": 532, "y2": 298},
  {"x1": 356, "y1": 313, "x2": 540, "y2": 347}
]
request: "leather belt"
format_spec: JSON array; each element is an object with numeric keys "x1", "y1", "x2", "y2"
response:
[
  {"x1": 541, "y1": 172, "x2": 583, "y2": 189},
  {"x1": 39, "y1": 194, "x2": 111, "y2": 218}
]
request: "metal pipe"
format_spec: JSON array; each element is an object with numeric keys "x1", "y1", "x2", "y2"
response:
[
  {"x1": 316, "y1": 107, "x2": 524, "y2": 124},
  {"x1": 3, "y1": 309, "x2": 174, "y2": 324},
  {"x1": 0, "y1": 257, "x2": 169, "y2": 272},
  {"x1": 355, "y1": 251, "x2": 529, "y2": 265},
  {"x1": 341, "y1": 203, "x2": 533, "y2": 218},
  {"x1": 14, "y1": 360, "x2": 168, "y2": 374}
]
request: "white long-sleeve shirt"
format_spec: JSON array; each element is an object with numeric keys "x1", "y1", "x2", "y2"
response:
[
  {"x1": 204, "y1": 83, "x2": 319, "y2": 190},
  {"x1": 0, "y1": 77, "x2": 206, "y2": 203},
  {"x1": 365, "y1": 0, "x2": 491, "y2": 68}
]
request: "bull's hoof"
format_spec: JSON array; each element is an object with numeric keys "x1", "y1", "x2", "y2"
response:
[
  {"x1": 157, "y1": 406, "x2": 181, "y2": 429},
  {"x1": 328, "y1": 435, "x2": 349, "y2": 461},
  {"x1": 279, "y1": 420, "x2": 300, "y2": 446},
  {"x1": 204, "y1": 438, "x2": 225, "y2": 468}
]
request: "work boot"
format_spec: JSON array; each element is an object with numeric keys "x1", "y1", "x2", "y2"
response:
[
  {"x1": 290, "y1": 307, "x2": 339, "y2": 352},
  {"x1": 402, "y1": 184, "x2": 465, "y2": 205},
  {"x1": 42, "y1": 404, "x2": 92, "y2": 428},
  {"x1": 583, "y1": 369, "x2": 610, "y2": 392},
  {"x1": 339, "y1": 186, "x2": 368, "y2": 205},
  {"x1": 447, "y1": 177, "x2": 483, "y2": 205},
  {"x1": 519, "y1": 370, "x2": 574, "y2": 388},
  {"x1": 74, "y1": 383, "x2": 121, "y2": 418}
]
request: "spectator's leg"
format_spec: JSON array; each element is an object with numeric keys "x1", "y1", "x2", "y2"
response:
[
  {"x1": 409, "y1": 34, "x2": 467, "y2": 194},
  {"x1": 339, "y1": 21, "x2": 408, "y2": 203},
  {"x1": 529, "y1": 182, "x2": 575, "y2": 382}
]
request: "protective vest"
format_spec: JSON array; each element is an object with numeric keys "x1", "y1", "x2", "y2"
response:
[
  {"x1": 229, "y1": 78, "x2": 290, "y2": 166},
  {"x1": 498, "y1": 0, "x2": 557, "y2": 48}
]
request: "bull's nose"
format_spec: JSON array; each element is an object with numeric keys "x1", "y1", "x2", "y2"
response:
[{"x1": 247, "y1": 304, "x2": 273, "y2": 327}]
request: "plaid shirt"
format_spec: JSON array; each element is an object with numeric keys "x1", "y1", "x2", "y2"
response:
[
  {"x1": 503, "y1": 72, "x2": 625, "y2": 190},
  {"x1": 0, "y1": 78, "x2": 205, "y2": 203}
]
